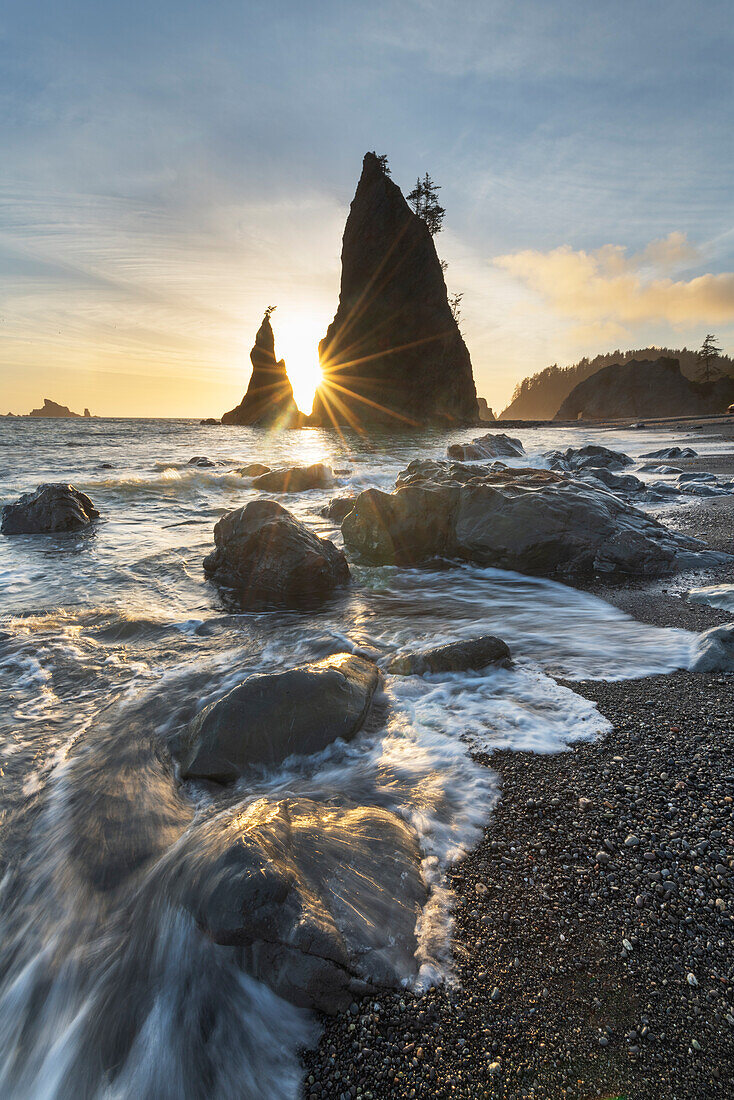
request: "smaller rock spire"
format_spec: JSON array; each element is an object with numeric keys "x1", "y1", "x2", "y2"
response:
[{"x1": 222, "y1": 311, "x2": 301, "y2": 427}]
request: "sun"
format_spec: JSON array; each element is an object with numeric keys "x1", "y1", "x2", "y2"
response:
[{"x1": 275, "y1": 314, "x2": 325, "y2": 414}]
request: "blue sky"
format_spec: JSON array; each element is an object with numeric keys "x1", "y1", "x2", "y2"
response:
[{"x1": 1, "y1": 0, "x2": 733, "y2": 415}]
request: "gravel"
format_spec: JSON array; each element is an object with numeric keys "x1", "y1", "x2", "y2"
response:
[{"x1": 301, "y1": 498, "x2": 734, "y2": 1100}]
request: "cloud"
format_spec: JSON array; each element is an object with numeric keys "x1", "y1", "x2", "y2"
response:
[{"x1": 494, "y1": 234, "x2": 734, "y2": 326}]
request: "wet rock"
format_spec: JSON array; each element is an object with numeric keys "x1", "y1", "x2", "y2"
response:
[
  {"x1": 310, "y1": 152, "x2": 477, "y2": 429},
  {"x1": 236, "y1": 462, "x2": 271, "y2": 477},
  {"x1": 188, "y1": 456, "x2": 215, "y2": 467},
  {"x1": 545, "y1": 445, "x2": 634, "y2": 472},
  {"x1": 321, "y1": 494, "x2": 358, "y2": 523},
  {"x1": 580, "y1": 467, "x2": 647, "y2": 494},
  {"x1": 1, "y1": 483, "x2": 99, "y2": 535},
  {"x1": 182, "y1": 797, "x2": 427, "y2": 1013},
  {"x1": 203, "y1": 499, "x2": 349, "y2": 606},
  {"x1": 341, "y1": 469, "x2": 728, "y2": 576},
  {"x1": 388, "y1": 635, "x2": 510, "y2": 675},
  {"x1": 690, "y1": 623, "x2": 734, "y2": 672},
  {"x1": 640, "y1": 463, "x2": 683, "y2": 474},
  {"x1": 641, "y1": 446, "x2": 698, "y2": 460},
  {"x1": 221, "y1": 311, "x2": 301, "y2": 427},
  {"x1": 252, "y1": 463, "x2": 335, "y2": 492},
  {"x1": 179, "y1": 653, "x2": 379, "y2": 782},
  {"x1": 448, "y1": 433, "x2": 524, "y2": 461},
  {"x1": 199, "y1": 417, "x2": 220, "y2": 425}
]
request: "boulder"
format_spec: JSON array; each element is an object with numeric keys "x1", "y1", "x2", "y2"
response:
[
  {"x1": 641, "y1": 446, "x2": 698, "y2": 460},
  {"x1": 199, "y1": 417, "x2": 220, "y2": 425},
  {"x1": 221, "y1": 312, "x2": 301, "y2": 427},
  {"x1": 396, "y1": 459, "x2": 562, "y2": 489},
  {"x1": 545, "y1": 445, "x2": 633, "y2": 472},
  {"x1": 388, "y1": 635, "x2": 510, "y2": 675},
  {"x1": 448, "y1": 432, "x2": 524, "y2": 461},
  {"x1": 203, "y1": 499, "x2": 349, "y2": 606},
  {"x1": 188, "y1": 456, "x2": 215, "y2": 467},
  {"x1": 640, "y1": 463, "x2": 683, "y2": 474},
  {"x1": 579, "y1": 467, "x2": 647, "y2": 494},
  {"x1": 181, "y1": 798, "x2": 427, "y2": 1013},
  {"x1": 252, "y1": 463, "x2": 335, "y2": 492},
  {"x1": 321, "y1": 494, "x2": 358, "y2": 523},
  {"x1": 341, "y1": 468, "x2": 727, "y2": 577},
  {"x1": 179, "y1": 653, "x2": 380, "y2": 783},
  {"x1": 236, "y1": 462, "x2": 271, "y2": 477},
  {"x1": 2, "y1": 483, "x2": 99, "y2": 535},
  {"x1": 310, "y1": 153, "x2": 477, "y2": 429},
  {"x1": 690, "y1": 624, "x2": 734, "y2": 672}
]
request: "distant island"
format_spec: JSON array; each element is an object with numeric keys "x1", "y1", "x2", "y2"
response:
[{"x1": 4, "y1": 399, "x2": 93, "y2": 419}]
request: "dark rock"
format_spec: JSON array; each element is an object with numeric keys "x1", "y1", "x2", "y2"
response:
[
  {"x1": 477, "y1": 398, "x2": 496, "y2": 422},
  {"x1": 28, "y1": 398, "x2": 83, "y2": 418},
  {"x1": 545, "y1": 445, "x2": 634, "y2": 472},
  {"x1": 203, "y1": 499, "x2": 349, "y2": 605},
  {"x1": 579, "y1": 468, "x2": 647, "y2": 494},
  {"x1": 2, "y1": 483, "x2": 99, "y2": 535},
  {"x1": 310, "y1": 153, "x2": 477, "y2": 429},
  {"x1": 395, "y1": 458, "x2": 549, "y2": 489},
  {"x1": 388, "y1": 635, "x2": 511, "y2": 675},
  {"x1": 199, "y1": 417, "x2": 220, "y2": 425},
  {"x1": 448, "y1": 432, "x2": 525, "y2": 461},
  {"x1": 690, "y1": 624, "x2": 734, "y2": 672},
  {"x1": 252, "y1": 463, "x2": 334, "y2": 492},
  {"x1": 236, "y1": 463, "x2": 270, "y2": 477},
  {"x1": 179, "y1": 653, "x2": 380, "y2": 782},
  {"x1": 340, "y1": 469, "x2": 728, "y2": 576},
  {"x1": 555, "y1": 358, "x2": 734, "y2": 420},
  {"x1": 188, "y1": 456, "x2": 215, "y2": 467},
  {"x1": 321, "y1": 494, "x2": 358, "y2": 523},
  {"x1": 641, "y1": 446, "x2": 698, "y2": 460},
  {"x1": 83, "y1": 407, "x2": 91, "y2": 418},
  {"x1": 182, "y1": 798, "x2": 427, "y2": 1013},
  {"x1": 221, "y1": 312, "x2": 301, "y2": 427},
  {"x1": 640, "y1": 463, "x2": 683, "y2": 474}
]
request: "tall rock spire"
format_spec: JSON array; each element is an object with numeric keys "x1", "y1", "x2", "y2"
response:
[
  {"x1": 222, "y1": 312, "x2": 301, "y2": 427},
  {"x1": 310, "y1": 153, "x2": 478, "y2": 429}
]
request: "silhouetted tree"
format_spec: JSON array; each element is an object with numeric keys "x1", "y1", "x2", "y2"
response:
[
  {"x1": 448, "y1": 292, "x2": 463, "y2": 326},
  {"x1": 264, "y1": 305, "x2": 277, "y2": 318},
  {"x1": 373, "y1": 153, "x2": 391, "y2": 175},
  {"x1": 407, "y1": 173, "x2": 446, "y2": 235},
  {"x1": 697, "y1": 333, "x2": 722, "y2": 382}
]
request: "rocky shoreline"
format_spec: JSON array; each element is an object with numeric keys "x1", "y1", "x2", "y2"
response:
[{"x1": 302, "y1": 495, "x2": 734, "y2": 1100}]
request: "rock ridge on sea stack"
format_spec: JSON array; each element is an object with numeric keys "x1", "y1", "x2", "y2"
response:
[
  {"x1": 221, "y1": 311, "x2": 301, "y2": 427},
  {"x1": 310, "y1": 152, "x2": 478, "y2": 429}
]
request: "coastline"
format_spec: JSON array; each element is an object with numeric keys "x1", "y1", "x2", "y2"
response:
[{"x1": 303, "y1": 491, "x2": 734, "y2": 1098}]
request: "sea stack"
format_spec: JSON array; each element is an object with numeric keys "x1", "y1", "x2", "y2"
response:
[
  {"x1": 221, "y1": 311, "x2": 301, "y2": 427},
  {"x1": 310, "y1": 152, "x2": 478, "y2": 429}
]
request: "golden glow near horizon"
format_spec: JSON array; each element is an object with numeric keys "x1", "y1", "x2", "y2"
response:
[{"x1": 276, "y1": 312, "x2": 326, "y2": 414}]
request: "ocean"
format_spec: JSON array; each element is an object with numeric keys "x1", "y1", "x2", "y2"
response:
[{"x1": 0, "y1": 416, "x2": 713, "y2": 1097}]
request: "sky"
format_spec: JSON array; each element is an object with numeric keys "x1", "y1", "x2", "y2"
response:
[{"x1": 1, "y1": 0, "x2": 733, "y2": 417}]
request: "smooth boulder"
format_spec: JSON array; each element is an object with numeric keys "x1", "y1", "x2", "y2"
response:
[
  {"x1": 545, "y1": 445, "x2": 633, "y2": 472},
  {"x1": 252, "y1": 463, "x2": 335, "y2": 492},
  {"x1": 321, "y1": 494, "x2": 358, "y2": 523},
  {"x1": 690, "y1": 624, "x2": 734, "y2": 672},
  {"x1": 179, "y1": 653, "x2": 380, "y2": 782},
  {"x1": 203, "y1": 499, "x2": 349, "y2": 606},
  {"x1": 236, "y1": 462, "x2": 270, "y2": 477},
  {"x1": 448, "y1": 432, "x2": 524, "y2": 461},
  {"x1": 2, "y1": 483, "x2": 99, "y2": 535},
  {"x1": 641, "y1": 446, "x2": 697, "y2": 460},
  {"x1": 341, "y1": 468, "x2": 727, "y2": 577},
  {"x1": 181, "y1": 797, "x2": 427, "y2": 1013},
  {"x1": 388, "y1": 635, "x2": 510, "y2": 675}
]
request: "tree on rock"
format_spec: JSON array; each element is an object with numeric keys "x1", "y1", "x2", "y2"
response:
[
  {"x1": 698, "y1": 334, "x2": 722, "y2": 382},
  {"x1": 407, "y1": 173, "x2": 446, "y2": 236}
]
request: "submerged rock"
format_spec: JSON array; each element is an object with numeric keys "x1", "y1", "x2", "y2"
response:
[
  {"x1": 236, "y1": 462, "x2": 271, "y2": 477},
  {"x1": 179, "y1": 653, "x2": 380, "y2": 782},
  {"x1": 188, "y1": 455, "x2": 215, "y2": 467},
  {"x1": 448, "y1": 433, "x2": 524, "y2": 461},
  {"x1": 203, "y1": 499, "x2": 349, "y2": 606},
  {"x1": 321, "y1": 494, "x2": 358, "y2": 523},
  {"x1": 221, "y1": 312, "x2": 301, "y2": 427},
  {"x1": 310, "y1": 152, "x2": 477, "y2": 429},
  {"x1": 1, "y1": 483, "x2": 99, "y2": 535},
  {"x1": 182, "y1": 797, "x2": 427, "y2": 1013},
  {"x1": 252, "y1": 463, "x2": 335, "y2": 492},
  {"x1": 690, "y1": 624, "x2": 734, "y2": 672},
  {"x1": 341, "y1": 467, "x2": 726, "y2": 577},
  {"x1": 388, "y1": 635, "x2": 511, "y2": 675}
]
